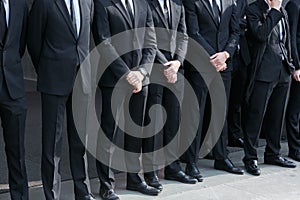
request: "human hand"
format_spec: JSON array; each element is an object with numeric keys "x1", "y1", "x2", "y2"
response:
[
  {"x1": 163, "y1": 60, "x2": 181, "y2": 83},
  {"x1": 270, "y1": 0, "x2": 282, "y2": 10},
  {"x1": 210, "y1": 52, "x2": 229, "y2": 72},
  {"x1": 126, "y1": 71, "x2": 144, "y2": 93},
  {"x1": 293, "y1": 69, "x2": 300, "y2": 82}
]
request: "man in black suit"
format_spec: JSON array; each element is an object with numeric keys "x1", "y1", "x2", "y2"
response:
[
  {"x1": 27, "y1": 0, "x2": 95, "y2": 199},
  {"x1": 143, "y1": 0, "x2": 197, "y2": 188},
  {"x1": 243, "y1": 0, "x2": 296, "y2": 176},
  {"x1": 285, "y1": 0, "x2": 300, "y2": 162},
  {"x1": 0, "y1": 0, "x2": 28, "y2": 199},
  {"x1": 92, "y1": 0, "x2": 159, "y2": 199},
  {"x1": 227, "y1": 0, "x2": 251, "y2": 148},
  {"x1": 182, "y1": 0, "x2": 244, "y2": 175}
]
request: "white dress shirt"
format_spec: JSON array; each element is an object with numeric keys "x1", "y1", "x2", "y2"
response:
[
  {"x1": 158, "y1": 0, "x2": 171, "y2": 19},
  {"x1": 209, "y1": 0, "x2": 221, "y2": 21},
  {"x1": 121, "y1": 0, "x2": 135, "y2": 16},
  {"x1": 265, "y1": 0, "x2": 284, "y2": 40},
  {"x1": 64, "y1": 0, "x2": 81, "y2": 36},
  {"x1": 209, "y1": 0, "x2": 221, "y2": 12},
  {"x1": 2, "y1": 0, "x2": 9, "y2": 26}
]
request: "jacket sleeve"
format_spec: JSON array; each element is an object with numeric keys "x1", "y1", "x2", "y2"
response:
[
  {"x1": 286, "y1": 1, "x2": 300, "y2": 70},
  {"x1": 92, "y1": 0, "x2": 131, "y2": 80},
  {"x1": 138, "y1": 4, "x2": 157, "y2": 76},
  {"x1": 20, "y1": 1, "x2": 28, "y2": 58},
  {"x1": 183, "y1": 0, "x2": 216, "y2": 56},
  {"x1": 223, "y1": 0, "x2": 240, "y2": 58},
  {"x1": 246, "y1": 6, "x2": 283, "y2": 43},
  {"x1": 173, "y1": 4, "x2": 188, "y2": 66},
  {"x1": 27, "y1": 0, "x2": 48, "y2": 72}
]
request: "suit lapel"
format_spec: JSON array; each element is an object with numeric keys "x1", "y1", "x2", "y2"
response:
[
  {"x1": 133, "y1": 0, "x2": 139, "y2": 28},
  {"x1": 55, "y1": 0, "x2": 77, "y2": 38},
  {"x1": 150, "y1": 0, "x2": 169, "y2": 29},
  {"x1": 199, "y1": 0, "x2": 218, "y2": 27},
  {"x1": 4, "y1": 0, "x2": 16, "y2": 46},
  {"x1": 219, "y1": 0, "x2": 229, "y2": 26},
  {"x1": 170, "y1": 0, "x2": 178, "y2": 30},
  {"x1": 112, "y1": 0, "x2": 133, "y2": 28},
  {"x1": 281, "y1": 8, "x2": 288, "y2": 44},
  {"x1": 77, "y1": 0, "x2": 83, "y2": 39}
]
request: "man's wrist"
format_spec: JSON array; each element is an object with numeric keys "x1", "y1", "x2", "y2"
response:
[
  {"x1": 224, "y1": 51, "x2": 230, "y2": 60},
  {"x1": 138, "y1": 68, "x2": 148, "y2": 81}
]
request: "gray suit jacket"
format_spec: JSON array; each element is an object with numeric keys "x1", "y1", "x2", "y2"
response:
[{"x1": 92, "y1": 0, "x2": 157, "y2": 87}]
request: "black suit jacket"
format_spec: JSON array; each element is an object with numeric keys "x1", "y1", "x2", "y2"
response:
[
  {"x1": 236, "y1": 0, "x2": 251, "y2": 67},
  {"x1": 27, "y1": 0, "x2": 94, "y2": 95},
  {"x1": 285, "y1": 0, "x2": 300, "y2": 114},
  {"x1": 92, "y1": 0, "x2": 157, "y2": 87},
  {"x1": 246, "y1": 0, "x2": 294, "y2": 83},
  {"x1": 183, "y1": 0, "x2": 240, "y2": 72},
  {"x1": 147, "y1": 0, "x2": 188, "y2": 67},
  {"x1": 285, "y1": 0, "x2": 300, "y2": 70},
  {"x1": 0, "y1": 0, "x2": 27, "y2": 100}
]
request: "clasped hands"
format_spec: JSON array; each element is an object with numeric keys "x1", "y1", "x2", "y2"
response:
[
  {"x1": 126, "y1": 60, "x2": 181, "y2": 93},
  {"x1": 210, "y1": 51, "x2": 229, "y2": 72},
  {"x1": 163, "y1": 60, "x2": 181, "y2": 84},
  {"x1": 293, "y1": 69, "x2": 300, "y2": 82},
  {"x1": 126, "y1": 71, "x2": 144, "y2": 93}
]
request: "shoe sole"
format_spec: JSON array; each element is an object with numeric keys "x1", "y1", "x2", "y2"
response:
[
  {"x1": 126, "y1": 187, "x2": 160, "y2": 196},
  {"x1": 165, "y1": 177, "x2": 197, "y2": 184}
]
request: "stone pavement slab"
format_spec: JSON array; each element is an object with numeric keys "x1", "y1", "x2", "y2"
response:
[{"x1": 1, "y1": 143, "x2": 299, "y2": 200}]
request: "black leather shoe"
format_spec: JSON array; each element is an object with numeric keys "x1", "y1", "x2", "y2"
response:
[
  {"x1": 264, "y1": 156, "x2": 296, "y2": 168},
  {"x1": 244, "y1": 160, "x2": 261, "y2": 176},
  {"x1": 76, "y1": 194, "x2": 96, "y2": 200},
  {"x1": 288, "y1": 151, "x2": 300, "y2": 162},
  {"x1": 144, "y1": 175, "x2": 163, "y2": 191},
  {"x1": 228, "y1": 137, "x2": 244, "y2": 148},
  {"x1": 127, "y1": 182, "x2": 160, "y2": 196},
  {"x1": 165, "y1": 170, "x2": 197, "y2": 184},
  {"x1": 185, "y1": 163, "x2": 203, "y2": 182},
  {"x1": 214, "y1": 159, "x2": 244, "y2": 175},
  {"x1": 204, "y1": 151, "x2": 214, "y2": 160},
  {"x1": 87, "y1": 194, "x2": 96, "y2": 200},
  {"x1": 99, "y1": 189, "x2": 119, "y2": 200}
]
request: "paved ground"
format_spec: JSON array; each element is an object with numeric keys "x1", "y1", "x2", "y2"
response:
[
  {"x1": 1, "y1": 142, "x2": 299, "y2": 200},
  {"x1": 0, "y1": 82, "x2": 299, "y2": 200}
]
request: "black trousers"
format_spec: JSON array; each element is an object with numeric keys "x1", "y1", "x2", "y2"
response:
[
  {"x1": 96, "y1": 86, "x2": 148, "y2": 189},
  {"x1": 143, "y1": 77, "x2": 184, "y2": 175},
  {"x1": 243, "y1": 75, "x2": 290, "y2": 162},
  {"x1": 286, "y1": 112, "x2": 300, "y2": 154},
  {"x1": 212, "y1": 71, "x2": 231, "y2": 160},
  {"x1": 180, "y1": 71, "x2": 208, "y2": 164},
  {"x1": 0, "y1": 79, "x2": 28, "y2": 200},
  {"x1": 41, "y1": 93, "x2": 91, "y2": 200},
  {"x1": 286, "y1": 80, "x2": 300, "y2": 154},
  {"x1": 181, "y1": 71, "x2": 231, "y2": 162},
  {"x1": 228, "y1": 52, "x2": 248, "y2": 141}
]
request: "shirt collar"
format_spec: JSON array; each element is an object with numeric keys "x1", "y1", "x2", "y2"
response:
[{"x1": 264, "y1": 0, "x2": 271, "y2": 11}]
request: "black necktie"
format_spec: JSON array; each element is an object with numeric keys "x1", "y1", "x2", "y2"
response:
[
  {"x1": 125, "y1": 0, "x2": 134, "y2": 23},
  {"x1": 211, "y1": 0, "x2": 220, "y2": 23},
  {"x1": 70, "y1": 0, "x2": 78, "y2": 37},
  {"x1": 0, "y1": 0, "x2": 7, "y2": 45},
  {"x1": 163, "y1": 0, "x2": 170, "y2": 28}
]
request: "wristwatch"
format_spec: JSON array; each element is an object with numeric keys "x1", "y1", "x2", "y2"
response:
[{"x1": 138, "y1": 68, "x2": 148, "y2": 81}]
